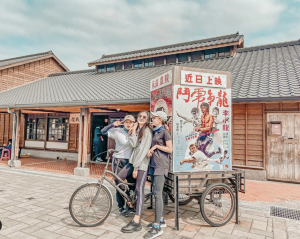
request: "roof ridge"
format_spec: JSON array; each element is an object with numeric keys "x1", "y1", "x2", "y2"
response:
[
  {"x1": 0, "y1": 51, "x2": 53, "y2": 63},
  {"x1": 89, "y1": 32, "x2": 242, "y2": 64},
  {"x1": 237, "y1": 40, "x2": 300, "y2": 52},
  {"x1": 48, "y1": 69, "x2": 94, "y2": 77}
]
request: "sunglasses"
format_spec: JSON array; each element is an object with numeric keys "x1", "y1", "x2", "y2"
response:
[{"x1": 138, "y1": 115, "x2": 147, "y2": 120}]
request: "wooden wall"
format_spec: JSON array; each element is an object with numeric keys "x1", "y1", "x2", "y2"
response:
[
  {"x1": 232, "y1": 102, "x2": 300, "y2": 169},
  {"x1": 68, "y1": 124, "x2": 79, "y2": 152},
  {"x1": 0, "y1": 113, "x2": 13, "y2": 146},
  {"x1": 0, "y1": 58, "x2": 65, "y2": 92}
]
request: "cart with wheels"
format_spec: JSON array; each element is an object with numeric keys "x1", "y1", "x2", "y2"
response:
[
  {"x1": 164, "y1": 170, "x2": 245, "y2": 229},
  {"x1": 150, "y1": 66, "x2": 244, "y2": 229}
]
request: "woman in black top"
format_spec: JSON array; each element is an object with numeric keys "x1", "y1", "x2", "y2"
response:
[{"x1": 144, "y1": 111, "x2": 173, "y2": 239}]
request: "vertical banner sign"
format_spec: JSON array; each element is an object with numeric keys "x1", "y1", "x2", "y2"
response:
[
  {"x1": 173, "y1": 71, "x2": 232, "y2": 172},
  {"x1": 150, "y1": 70, "x2": 173, "y2": 132}
]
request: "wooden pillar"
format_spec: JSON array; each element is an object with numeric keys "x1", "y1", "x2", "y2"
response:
[
  {"x1": 77, "y1": 108, "x2": 84, "y2": 167},
  {"x1": 82, "y1": 108, "x2": 90, "y2": 168},
  {"x1": 263, "y1": 103, "x2": 266, "y2": 169},
  {"x1": 122, "y1": 62, "x2": 125, "y2": 70},
  {"x1": 14, "y1": 110, "x2": 21, "y2": 159},
  {"x1": 245, "y1": 104, "x2": 248, "y2": 166},
  {"x1": 188, "y1": 54, "x2": 191, "y2": 62}
]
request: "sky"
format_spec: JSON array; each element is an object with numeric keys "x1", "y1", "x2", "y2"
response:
[{"x1": 0, "y1": 0, "x2": 299, "y2": 71}]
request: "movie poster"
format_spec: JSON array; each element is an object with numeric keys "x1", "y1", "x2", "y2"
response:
[
  {"x1": 150, "y1": 70, "x2": 173, "y2": 132},
  {"x1": 173, "y1": 71, "x2": 232, "y2": 172}
]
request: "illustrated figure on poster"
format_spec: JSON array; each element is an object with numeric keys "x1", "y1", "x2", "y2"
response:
[
  {"x1": 215, "y1": 150, "x2": 230, "y2": 169},
  {"x1": 195, "y1": 102, "x2": 214, "y2": 141},
  {"x1": 211, "y1": 106, "x2": 224, "y2": 149},
  {"x1": 176, "y1": 107, "x2": 201, "y2": 133},
  {"x1": 180, "y1": 144, "x2": 221, "y2": 170},
  {"x1": 195, "y1": 136, "x2": 221, "y2": 158}
]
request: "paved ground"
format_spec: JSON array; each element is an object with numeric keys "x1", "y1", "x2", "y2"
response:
[
  {"x1": 0, "y1": 158, "x2": 111, "y2": 178},
  {"x1": 0, "y1": 166, "x2": 300, "y2": 239}
]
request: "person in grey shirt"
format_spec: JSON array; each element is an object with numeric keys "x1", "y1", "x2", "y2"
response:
[
  {"x1": 144, "y1": 111, "x2": 173, "y2": 239},
  {"x1": 121, "y1": 111, "x2": 152, "y2": 233}
]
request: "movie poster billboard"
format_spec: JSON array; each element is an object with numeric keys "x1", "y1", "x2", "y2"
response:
[
  {"x1": 173, "y1": 70, "x2": 232, "y2": 172},
  {"x1": 150, "y1": 70, "x2": 173, "y2": 132}
]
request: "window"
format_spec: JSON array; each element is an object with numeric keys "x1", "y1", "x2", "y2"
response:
[
  {"x1": 97, "y1": 65, "x2": 105, "y2": 73},
  {"x1": 106, "y1": 64, "x2": 114, "y2": 72},
  {"x1": 204, "y1": 49, "x2": 217, "y2": 59},
  {"x1": 115, "y1": 63, "x2": 122, "y2": 71},
  {"x1": 48, "y1": 118, "x2": 69, "y2": 141},
  {"x1": 166, "y1": 55, "x2": 176, "y2": 64},
  {"x1": 124, "y1": 61, "x2": 132, "y2": 70},
  {"x1": 26, "y1": 118, "x2": 46, "y2": 140},
  {"x1": 144, "y1": 58, "x2": 153, "y2": 67},
  {"x1": 178, "y1": 53, "x2": 188, "y2": 62},
  {"x1": 218, "y1": 46, "x2": 231, "y2": 57},
  {"x1": 133, "y1": 60, "x2": 142, "y2": 68}
]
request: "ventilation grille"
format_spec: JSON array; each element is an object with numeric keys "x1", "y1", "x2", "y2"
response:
[{"x1": 270, "y1": 206, "x2": 300, "y2": 220}]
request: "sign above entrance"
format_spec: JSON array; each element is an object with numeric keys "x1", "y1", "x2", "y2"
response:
[
  {"x1": 181, "y1": 71, "x2": 227, "y2": 88},
  {"x1": 150, "y1": 70, "x2": 172, "y2": 91},
  {"x1": 69, "y1": 113, "x2": 80, "y2": 124}
]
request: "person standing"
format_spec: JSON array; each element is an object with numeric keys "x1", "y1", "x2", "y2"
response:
[
  {"x1": 121, "y1": 111, "x2": 152, "y2": 233},
  {"x1": 144, "y1": 111, "x2": 173, "y2": 239},
  {"x1": 101, "y1": 115, "x2": 135, "y2": 214}
]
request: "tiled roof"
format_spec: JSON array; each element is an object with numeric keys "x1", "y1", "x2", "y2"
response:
[
  {"x1": 89, "y1": 33, "x2": 243, "y2": 65},
  {"x1": 0, "y1": 40, "x2": 299, "y2": 108},
  {"x1": 0, "y1": 51, "x2": 53, "y2": 68}
]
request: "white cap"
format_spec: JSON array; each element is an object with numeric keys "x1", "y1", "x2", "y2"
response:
[{"x1": 151, "y1": 111, "x2": 168, "y2": 122}]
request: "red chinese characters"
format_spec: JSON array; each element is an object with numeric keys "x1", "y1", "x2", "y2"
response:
[
  {"x1": 216, "y1": 90, "x2": 229, "y2": 107},
  {"x1": 207, "y1": 89, "x2": 215, "y2": 106},
  {"x1": 185, "y1": 74, "x2": 193, "y2": 83},
  {"x1": 191, "y1": 88, "x2": 206, "y2": 108},
  {"x1": 176, "y1": 87, "x2": 190, "y2": 103}
]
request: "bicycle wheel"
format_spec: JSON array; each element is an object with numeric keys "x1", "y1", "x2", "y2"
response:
[
  {"x1": 69, "y1": 183, "x2": 112, "y2": 227},
  {"x1": 200, "y1": 183, "x2": 235, "y2": 227},
  {"x1": 168, "y1": 193, "x2": 194, "y2": 205}
]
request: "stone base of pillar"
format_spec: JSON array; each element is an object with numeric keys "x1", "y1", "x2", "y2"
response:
[
  {"x1": 74, "y1": 167, "x2": 90, "y2": 177},
  {"x1": 8, "y1": 160, "x2": 21, "y2": 168}
]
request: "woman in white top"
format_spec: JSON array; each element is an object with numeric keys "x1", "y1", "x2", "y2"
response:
[{"x1": 101, "y1": 115, "x2": 135, "y2": 214}]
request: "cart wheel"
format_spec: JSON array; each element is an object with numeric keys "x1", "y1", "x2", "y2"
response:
[
  {"x1": 168, "y1": 193, "x2": 194, "y2": 205},
  {"x1": 200, "y1": 183, "x2": 236, "y2": 227}
]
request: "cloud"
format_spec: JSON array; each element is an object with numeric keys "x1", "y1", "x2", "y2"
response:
[{"x1": 0, "y1": 0, "x2": 294, "y2": 70}]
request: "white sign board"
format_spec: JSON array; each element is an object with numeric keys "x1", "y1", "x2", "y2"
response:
[
  {"x1": 181, "y1": 70, "x2": 227, "y2": 88},
  {"x1": 172, "y1": 71, "x2": 231, "y2": 172},
  {"x1": 150, "y1": 70, "x2": 172, "y2": 91}
]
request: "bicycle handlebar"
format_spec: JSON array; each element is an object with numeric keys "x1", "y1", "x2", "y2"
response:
[{"x1": 91, "y1": 149, "x2": 119, "y2": 161}]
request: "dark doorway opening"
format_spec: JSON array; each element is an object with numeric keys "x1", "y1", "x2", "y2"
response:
[{"x1": 91, "y1": 115, "x2": 108, "y2": 161}]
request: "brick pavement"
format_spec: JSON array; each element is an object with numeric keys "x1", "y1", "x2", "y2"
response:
[{"x1": 0, "y1": 166, "x2": 300, "y2": 239}]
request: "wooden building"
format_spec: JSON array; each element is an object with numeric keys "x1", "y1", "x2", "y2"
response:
[
  {"x1": 0, "y1": 51, "x2": 69, "y2": 147},
  {"x1": 0, "y1": 33, "x2": 299, "y2": 182}
]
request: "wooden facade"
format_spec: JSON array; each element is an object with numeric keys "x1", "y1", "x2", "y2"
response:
[
  {"x1": 232, "y1": 102, "x2": 300, "y2": 180},
  {"x1": 0, "y1": 58, "x2": 65, "y2": 92}
]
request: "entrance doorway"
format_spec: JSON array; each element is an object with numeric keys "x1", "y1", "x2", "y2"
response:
[
  {"x1": 90, "y1": 113, "x2": 128, "y2": 161},
  {"x1": 91, "y1": 115, "x2": 108, "y2": 161},
  {"x1": 267, "y1": 113, "x2": 300, "y2": 183}
]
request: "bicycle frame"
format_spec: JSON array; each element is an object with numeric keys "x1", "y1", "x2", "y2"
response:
[{"x1": 91, "y1": 151, "x2": 135, "y2": 207}]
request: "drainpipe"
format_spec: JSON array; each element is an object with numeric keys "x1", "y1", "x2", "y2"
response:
[{"x1": 7, "y1": 108, "x2": 16, "y2": 167}]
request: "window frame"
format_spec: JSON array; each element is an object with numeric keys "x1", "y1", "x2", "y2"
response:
[
  {"x1": 97, "y1": 65, "x2": 105, "y2": 73},
  {"x1": 106, "y1": 64, "x2": 114, "y2": 72},
  {"x1": 133, "y1": 60, "x2": 143, "y2": 68},
  {"x1": 47, "y1": 117, "x2": 69, "y2": 142},
  {"x1": 144, "y1": 58, "x2": 153, "y2": 67}
]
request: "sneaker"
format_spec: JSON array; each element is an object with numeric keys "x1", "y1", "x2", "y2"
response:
[
  {"x1": 147, "y1": 221, "x2": 166, "y2": 228},
  {"x1": 121, "y1": 220, "x2": 142, "y2": 233},
  {"x1": 119, "y1": 207, "x2": 124, "y2": 214},
  {"x1": 121, "y1": 207, "x2": 135, "y2": 217},
  {"x1": 143, "y1": 226, "x2": 163, "y2": 239}
]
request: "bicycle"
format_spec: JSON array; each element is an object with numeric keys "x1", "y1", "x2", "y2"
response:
[{"x1": 69, "y1": 149, "x2": 196, "y2": 227}]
